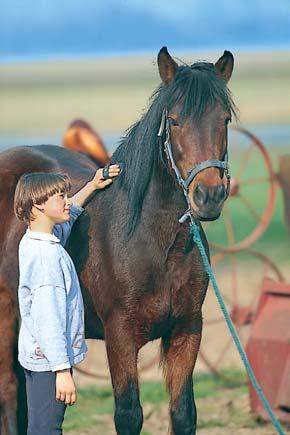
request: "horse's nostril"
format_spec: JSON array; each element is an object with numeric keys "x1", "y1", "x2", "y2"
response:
[
  {"x1": 215, "y1": 184, "x2": 226, "y2": 203},
  {"x1": 194, "y1": 184, "x2": 226, "y2": 208},
  {"x1": 194, "y1": 184, "x2": 209, "y2": 206}
]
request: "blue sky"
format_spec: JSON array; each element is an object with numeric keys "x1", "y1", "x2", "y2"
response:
[
  {"x1": 1, "y1": 0, "x2": 290, "y2": 60},
  {"x1": 3, "y1": 1, "x2": 289, "y2": 24}
]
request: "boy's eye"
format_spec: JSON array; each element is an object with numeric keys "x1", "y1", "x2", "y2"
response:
[{"x1": 168, "y1": 117, "x2": 179, "y2": 126}]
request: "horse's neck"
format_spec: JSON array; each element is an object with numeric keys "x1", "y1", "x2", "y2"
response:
[{"x1": 142, "y1": 166, "x2": 189, "y2": 247}]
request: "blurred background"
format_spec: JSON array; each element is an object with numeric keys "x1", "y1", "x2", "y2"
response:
[
  {"x1": 1, "y1": 0, "x2": 290, "y2": 149},
  {"x1": 1, "y1": 1, "x2": 290, "y2": 433}
]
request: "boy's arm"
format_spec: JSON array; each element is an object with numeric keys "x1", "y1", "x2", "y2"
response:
[
  {"x1": 70, "y1": 165, "x2": 120, "y2": 208},
  {"x1": 32, "y1": 284, "x2": 77, "y2": 404},
  {"x1": 54, "y1": 165, "x2": 120, "y2": 245},
  {"x1": 31, "y1": 284, "x2": 71, "y2": 372}
]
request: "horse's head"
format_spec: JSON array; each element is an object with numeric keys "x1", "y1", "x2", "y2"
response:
[{"x1": 157, "y1": 47, "x2": 235, "y2": 221}]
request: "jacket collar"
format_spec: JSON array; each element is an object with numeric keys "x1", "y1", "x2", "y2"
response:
[{"x1": 25, "y1": 229, "x2": 60, "y2": 243}]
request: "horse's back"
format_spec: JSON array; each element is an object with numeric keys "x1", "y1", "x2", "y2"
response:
[
  {"x1": 0, "y1": 144, "x2": 96, "y2": 220},
  {"x1": 0, "y1": 145, "x2": 97, "y2": 285},
  {"x1": 0, "y1": 144, "x2": 97, "y2": 179}
]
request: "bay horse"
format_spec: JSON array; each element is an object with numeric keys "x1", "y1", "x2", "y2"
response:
[
  {"x1": 0, "y1": 47, "x2": 235, "y2": 435},
  {"x1": 63, "y1": 119, "x2": 110, "y2": 166}
]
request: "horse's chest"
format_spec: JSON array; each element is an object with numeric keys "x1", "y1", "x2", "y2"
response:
[{"x1": 135, "y1": 246, "x2": 207, "y2": 341}]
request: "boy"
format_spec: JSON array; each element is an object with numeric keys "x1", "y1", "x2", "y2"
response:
[{"x1": 14, "y1": 164, "x2": 120, "y2": 435}]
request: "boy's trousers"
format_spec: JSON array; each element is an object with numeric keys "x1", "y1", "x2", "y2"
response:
[{"x1": 24, "y1": 369, "x2": 67, "y2": 435}]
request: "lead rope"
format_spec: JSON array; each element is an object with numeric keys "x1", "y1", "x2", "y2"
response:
[
  {"x1": 158, "y1": 108, "x2": 285, "y2": 434},
  {"x1": 189, "y1": 219, "x2": 285, "y2": 435}
]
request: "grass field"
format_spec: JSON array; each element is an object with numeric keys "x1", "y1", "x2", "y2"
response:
[
  {"x1": 63, "y1": 370, "x2": 247, "y2": 432},
  {"x1": 1, "y1": 50, "x2": 290, "y2": 137},
  {"x1": 63, "y1": 370, "x2": 290, "y2": 434}
]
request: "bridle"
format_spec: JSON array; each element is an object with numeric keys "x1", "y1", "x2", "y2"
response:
[{"x1": 157, "y1": 107, "x2": 231, "y2": 224}]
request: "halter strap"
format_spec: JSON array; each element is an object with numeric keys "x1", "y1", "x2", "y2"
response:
[{"x1": 184, "y1": 155, "x2": 229, "y2": 190}]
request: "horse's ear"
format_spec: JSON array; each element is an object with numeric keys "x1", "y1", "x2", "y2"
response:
[
  {"x1": 214, "y1": 50, "x2": 234, "y2": 83},
  {"x1": 158, "y1": 47, "x2": 178, "y2": 86}
]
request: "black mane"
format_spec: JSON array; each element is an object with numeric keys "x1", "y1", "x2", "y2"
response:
[{"x1": 111, "y1": 59, "x2": 236, "y2": 238}]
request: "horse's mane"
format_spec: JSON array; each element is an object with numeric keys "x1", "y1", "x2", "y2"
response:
[{"x1": 111, "y1": 60, "x2": 237, "y2": 238}]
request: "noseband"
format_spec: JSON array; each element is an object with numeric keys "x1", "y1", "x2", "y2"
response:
[{"x1": 157, "y1": 107, "x2": 231, "y2": 223}]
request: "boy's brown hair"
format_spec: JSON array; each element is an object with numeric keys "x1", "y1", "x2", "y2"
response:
[{"x1": 14, "y1": 172, "x2": 71, "y2": 224}]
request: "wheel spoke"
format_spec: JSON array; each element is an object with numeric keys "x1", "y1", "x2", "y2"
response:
[
  {"x1": 236, "y1": 143, "x2": 255, "y2": 183},
  {"x1": 241, "y1": 176, "x2": 270, "y2": 186},
  {"x1": 250, "y1": 259, "x2": 269, "y2": 308},
  {"x1": 230, "y1": 253, "x2": 239, "y2": 308},
  {"x1": 239, "y1": 193, "x2": 261, "y2": 221},
  {"x1": 223, "y1": 204, "x2": 235, "y2": 246},
  {"x1": 212, "y1": 252, "x2": 225, "y2": 266}
]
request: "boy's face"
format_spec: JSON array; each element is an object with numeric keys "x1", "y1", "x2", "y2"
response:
[{"x1": 40, "y1": 192, "x2": 71, "y2": 224}]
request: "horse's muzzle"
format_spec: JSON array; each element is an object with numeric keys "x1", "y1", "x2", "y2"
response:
[{"x1": 193, "y1": 183, "x2": 226, "y2": 221}]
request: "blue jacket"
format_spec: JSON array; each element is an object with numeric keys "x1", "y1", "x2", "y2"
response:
[{"x1": 18, "y1": 204, "x2": 88, "y2": 372}]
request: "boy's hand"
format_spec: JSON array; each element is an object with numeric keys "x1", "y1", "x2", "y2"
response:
[
  {"x1": 56, "y1": 369, "x2": 76, "y2": 405},
  {"x1": 70, "y1": 164, "x2": 121, "y2": 207},
  {"x1": 92, "y1": 165, "x2": 121, "y2": 190}
]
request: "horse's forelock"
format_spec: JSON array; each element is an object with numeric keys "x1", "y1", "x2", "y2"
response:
[{"x1": 166, "y1": 61, "x2": 236, "y2": 122}]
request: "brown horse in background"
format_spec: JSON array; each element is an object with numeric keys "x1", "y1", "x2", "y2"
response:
[
  {"x1": 0, "y1": 47, "x2": 235, "y2": 435},
  {"x1": 63, "y1": 119, "x2": 110, "y2": 166}
]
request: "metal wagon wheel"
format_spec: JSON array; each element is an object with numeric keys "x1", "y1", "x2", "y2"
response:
[
  {"x1": 198, "y1": 249, "x2": 285, "y2": 379},
  {"x1": 206, "y1": 126, "x2": 278, "y2": 253}
]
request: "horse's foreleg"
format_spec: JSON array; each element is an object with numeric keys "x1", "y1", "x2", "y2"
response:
[
  {"x1": 0, "y1": 284, "x2": 19, "y2": 435},
  {"x1": 161, "y1": 311, "x2": 202, "y2": 435},
  {"x1": 105, "y1": 320, "x2": 143, "y2": 435}
]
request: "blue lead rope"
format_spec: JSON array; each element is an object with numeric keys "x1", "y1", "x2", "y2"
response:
[{"x1": 190, "y1": 221, "x2": 285, "y2": 435}]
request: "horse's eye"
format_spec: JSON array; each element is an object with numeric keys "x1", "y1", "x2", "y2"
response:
[
  {"x1": 169, "y1": 117, "x2": 179, "y2": 126},
  {"x1": 225, "y1": 117, "x2": 231, "y2": 126}
]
